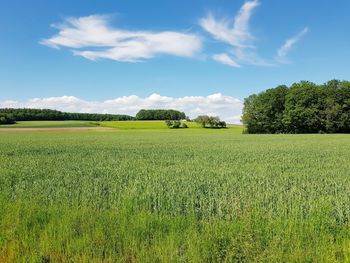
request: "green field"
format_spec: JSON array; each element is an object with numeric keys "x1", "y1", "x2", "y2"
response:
[
  {"x1": 100, "y1": 120, "x2": 242, "y2": 130},
  {"x1": 0, "y1": 126, "x2": 350, "y2": 262},
  {"x1": 0, "y1": 120, "x2": 97, "y2": 128},
  {"x1": 100, "y1": 120, "x2": 200, "y2": 129}
]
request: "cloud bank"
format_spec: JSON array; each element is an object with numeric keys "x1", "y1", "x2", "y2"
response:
[
  {"x1": 0, "y1": 94, "x2": 243, "y2": 124},
  {"x1": 41, "y1": 15, "x2": 202, "y2": 62}
]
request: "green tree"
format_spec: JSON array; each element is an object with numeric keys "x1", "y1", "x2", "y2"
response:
[
  {"x1": 242, "y1": 86, "x2": 288, "y2": 133},
  {"x1": 242, "y1": 80, "x2": 350, "y2": 134},
  {"x1": 194, "y1": 115, "x2": 226, "y2": 129},
  {"x1": 136, "y1": 109, "x2": 186, "y2": 120}
]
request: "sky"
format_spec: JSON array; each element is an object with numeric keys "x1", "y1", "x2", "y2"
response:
[{"x1": 0, "y1": 0, "x2": 349, "y2": 123}]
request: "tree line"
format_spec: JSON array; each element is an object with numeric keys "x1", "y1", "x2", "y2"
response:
[
  {"x1": 242, "y1": 80, "x2": 350, "y2": 133},
  {"x1": 0, "y1": 108, "x2": 134, "y2": 124},
  {"x1": 0, "y1": 108, "x2": 229, "y2": 130},
  {"x1": 136, "y1": 109, "x2": 186, "y2": 120}
]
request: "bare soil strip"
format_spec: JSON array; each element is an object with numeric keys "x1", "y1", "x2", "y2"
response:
[{"x1": 0, "y1": 127, "x2": 115, "y2": 132}]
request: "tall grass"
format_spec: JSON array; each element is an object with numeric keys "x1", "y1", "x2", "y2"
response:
[{"x1": 0, "y1": 130, "x2": 349, "y2": 261}]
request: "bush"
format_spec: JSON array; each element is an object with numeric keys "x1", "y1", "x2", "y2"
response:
[
  {"x1": 165, "y1": 120, "x2": 173, "y2": 128},
  {"x1": 164, "y1": 120, "x2": 186, "y2": 129},
  {"x1": 172, "y1": 121, "x2": 181, "y2": 128}
]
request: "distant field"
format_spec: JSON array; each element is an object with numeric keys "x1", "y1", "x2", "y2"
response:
[
  {"x1": 100, "y1": 120, "x2": 199, "y2": 129},
  {"x1": 1, "y1": 128, "x2": 350, "y2": 262},
  {"x1": 99, "y1": 120, "x2": 243, "y2": 131},
  {"x1": 0, "y1": 120, "x2": 97, "y2": 128},
  {"x1": 0, "y1": 120, "x2": 244, "y2": 131}
]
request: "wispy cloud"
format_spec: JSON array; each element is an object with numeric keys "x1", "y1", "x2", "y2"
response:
[
  {"x1": 41, "y1": 15, "x2": 202, "y2": 62},
  {"x1": 199, "y1": 0, "x2": 259, "y2": 48},
  {"x1": 277, "y1": 27, "x2": 309, "y2": 60},
  {"x1": 0, "y1": 94, "x2": 243, "y2": 123},
  {"x1": 200, "y1": 0, "x2": 308, "y2": 68},
  {"x1": 200, "y1": 0, "x2": 266, "y2": 67},
  {"x1": 213, "y1": 53, "x2": 241, "y2": 67}
]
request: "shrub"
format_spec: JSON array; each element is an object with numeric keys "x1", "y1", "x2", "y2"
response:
[
  {"x1": 172, "y1": 121, "x2": 181, "y2": 128},
  {"x1": 165, "y1": 120, "x2": 186, "y2": 129}
]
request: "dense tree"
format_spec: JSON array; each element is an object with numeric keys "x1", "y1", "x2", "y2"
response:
[
  {"x1": 194, "y1": 115, "x2": 226, "y2": 128},
  {"x1": 136, "y1": 109, "x2": 186, "y2": 120},
  {"x1": 242, "y1": 80, "x2": 350, "y2": 133},
  {"x1": 0, "y1": 114, "x2": 16, "y2": 124},
  {"x1": 242, "y1": 86, "x2": 288, "y2": 133},
  {"x1": 0, "y1": 108, "x2": 134, "y2": 124}
]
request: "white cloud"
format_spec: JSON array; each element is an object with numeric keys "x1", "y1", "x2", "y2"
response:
[
  {"x1": 0, "y1": 94, "x2": 243, "y2": 123},
  {"x1": 199, "y1": 0, "x2": 259, "y2": 48},
  {"x1": 41, "y1": 15, "x2": 202, "y2": 62},
  {"x1": 277, "y1": 27, "x2": 309, "y2": 59},
  {"x1": 200, "y1": 0, "x2": 268, "y2": 67},
  {"x1": 200, "y1": 1, "x2": 308, "y2": 67},
  {"x1": 213, "y1": 53, "x2": 240, "y2": 67}
]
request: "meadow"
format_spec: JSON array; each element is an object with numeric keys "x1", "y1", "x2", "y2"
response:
[{"x1": 0, "y1": 122, "x2": 350, "y2": 262}]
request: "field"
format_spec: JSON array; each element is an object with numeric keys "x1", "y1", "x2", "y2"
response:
[
  {"x1": 0, "y1": 120, "x2": 96, "y2": 128},
  {"x1": 0, "y1": 122, "x2": 350, "y2": 262},
  {"x1": 99, "y1": 120, "x2": 202, "y2": 129}
]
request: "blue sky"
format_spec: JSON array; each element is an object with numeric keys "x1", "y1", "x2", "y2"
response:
[{"x1": 0, "y1": 0, "x2": 349, "y2": 122}]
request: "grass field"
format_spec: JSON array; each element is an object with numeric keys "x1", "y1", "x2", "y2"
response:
[
  {"x1": 99, "y1": 120, "x2": 201, "y2": 129},
  {"x1": 0, "y1": 125, "x2": 350, "y2": 262},
  {"x1": 0, "y1": 120, "x2": 97, "y2": 128},
  {"x1": 100, "y1": 121, "x2": 194, "y2": 130},
  {"x1": 100, "y1": 120, "x2": 242, "y2": 130}
]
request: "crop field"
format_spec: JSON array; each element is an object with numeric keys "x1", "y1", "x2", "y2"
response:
[
  {"x1": 0, "y1": 126, "x2": 350, "y2": 262},
  {"x1": 0, "y1": 120, "x2": 97, "y2": 128},
  {"x1": 100, "y1": 120, "x2": 202, "y2": 129},
  {"x1": 100, "y1": 121, "x2": 242, "y2": 130}
]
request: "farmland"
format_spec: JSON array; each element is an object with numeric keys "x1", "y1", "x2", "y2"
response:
[
  {"x1": 0, "y1": 123, "x2": 350, "y2": 262},
  {"x1": 0, "y1": 120, "x2": 97, "y2": 128}
]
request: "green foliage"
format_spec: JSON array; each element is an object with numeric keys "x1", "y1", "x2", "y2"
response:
[
  {"x1": 194, "y1": 115, "x2": 209, "y2": 127},
  {"x1": 165, "y1": 119, "x2": 172, "y2": 128},
  {"x1": 194, "y1": 115, "x2": 226, "y2": 128},
  {"x1": 0, "y1": 114, "x2": 16, "y2": 125},
  {"x1": 136, "y1": 109, "x2": 186, "y2": 120},
  {"x1": 0, "y1": 130, "x2": 349, "y2": 261},
  {"x1": 0, "y1": 108, "x2": 134, "y2": 122},
  {"x1": 165, "y1": 120, "x2": 186, "y2": 129},
  {"x1": 172, "y1": 120, "x2": 181, "y2": 128},
  {"x1": 242, "y1": 80, "x2": 350, "y2": 133}
]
